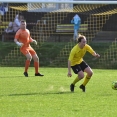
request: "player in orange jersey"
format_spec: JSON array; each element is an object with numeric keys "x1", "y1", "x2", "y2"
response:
[{"x1": 14, "y1": 20, "x2": 44, "y2": 77}]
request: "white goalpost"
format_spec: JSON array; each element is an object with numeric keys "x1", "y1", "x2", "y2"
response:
[{"x1": 2, "y1": 0, "x2": 117, "y2": 4}]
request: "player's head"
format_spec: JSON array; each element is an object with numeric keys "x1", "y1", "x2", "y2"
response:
[
  {"x1": 77, "y1": 35, "x2": 87, "y2": 48},
  {"x1": 20, "y1": 20, "x2": 26, "y2": 29}
]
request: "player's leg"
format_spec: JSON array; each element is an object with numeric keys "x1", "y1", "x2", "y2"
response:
[
  {"x1": 70, "y1": 64, "x2": 84, "y2": 92},
  {"x1": 83, "y1": 66, "x2": 93, "y2": 86},
  {"x1": 21, "y1": 48, "x2": 32, "y2": 77},
  {"x1": 77, "y1": 24, "x2": 80, "y2": 39},
  {"x1": 24, "y1": 53, "x2": 32, "y2": 77},
  {"x1": 72, "y1": 71, "x2": 84, "y2": 85},
  {"x1": 79, "y1": 61, "x2": 93, "y2": 92},
  {"x1": 32, "y1": 54, "x2": 44, "y2": 76},
  {"x1": 29, "y1": 48, "x2": 44, "y2": 76},
  {"x1": 74, "y1": 29, "x2": 78, "y2": 41}
]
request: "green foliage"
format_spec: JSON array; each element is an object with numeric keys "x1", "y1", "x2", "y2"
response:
[
  {"x1": 0, "y1": 41, "x2": 114, "y2": 68},
  {"x1": 0, "y1": 42, "x2": 16, "y2": 62},
  {"x1": 36, "y1": 42, "x2": 67, "y2": 66},
  {"x1": 0, "y1": 67, "x2": 117, "y2": 117}
]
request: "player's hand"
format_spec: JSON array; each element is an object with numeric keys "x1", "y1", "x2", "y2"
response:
[
  {"x1": 16, "y1": 42, "x2": 24, "y2": 47},
  {"x1": 67, "y1": 72, "x2": 72, "y2": 77},
  {"x1": 20, "y1": 43, "x2": 24, "y2": 47},
  {"x1": 96, "y1": 53, "x2": 100, "y2": 58},
  {"x1": 33, "y1": 40, "x2": 37, "y2": 45}
]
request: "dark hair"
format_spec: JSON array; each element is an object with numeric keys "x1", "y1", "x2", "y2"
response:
[{"x1": 77, "y1": 35, "x2": 86, "y2": 43}]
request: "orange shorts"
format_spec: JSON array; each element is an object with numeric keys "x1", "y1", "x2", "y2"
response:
[{"x1": 20, "y1": 47, "x2": 36, "y2": 56}]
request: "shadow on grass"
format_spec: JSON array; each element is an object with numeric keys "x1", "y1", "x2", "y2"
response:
[
  {"x1": 1, "y1": 92, "x2": 113, "y2": 97},
  {"x1": 0, "y1": 91, "x2": 72, "y2": 97},
  {"x1": 7, "y1": 91, "x2": 71, "y2": 96},
  {"x1": 0, "y1": 76, "x2": 37, "y2": 78},
  {"x1": 0, "y1": 76, "x2": 24, "y2": 78}
]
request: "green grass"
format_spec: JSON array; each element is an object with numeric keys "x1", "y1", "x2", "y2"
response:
[{"x1": 0, "y1": 67, "x2": 117, "y2": 117}]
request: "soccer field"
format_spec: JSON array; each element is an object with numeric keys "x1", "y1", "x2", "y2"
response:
[{"x1": 0, "y1": 67, "x2": 117, "y2": 117}]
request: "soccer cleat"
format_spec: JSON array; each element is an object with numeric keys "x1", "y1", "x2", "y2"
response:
[
  {"x1": 79, "y1": 84, "x2": 85, "y2": 92},
  {"x1": 24, "y1": 72, "x2": 28, "y2": 77},
  {"x1": 70, "y1": 84, "x2": 75, "y2": 92},
  {"x1": 35, "y1": 73, "x2": 44, "y2": 76}
]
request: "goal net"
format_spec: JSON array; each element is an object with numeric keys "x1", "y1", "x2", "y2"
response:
[{"x1": 0, "y1": 0, "x2": 117, "y2": 68}]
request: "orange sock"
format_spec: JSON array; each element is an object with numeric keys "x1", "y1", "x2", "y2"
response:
[
  {"x1": 25, "y1": 60, "x2": 30, "y2": 72},
  {"x1": 34, "y1": 61, "x2": 39, "y2": 74}
]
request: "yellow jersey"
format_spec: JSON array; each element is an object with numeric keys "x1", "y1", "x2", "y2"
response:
[{"x1": 68, "y1": 44, "x2": 95, "y2": 66}]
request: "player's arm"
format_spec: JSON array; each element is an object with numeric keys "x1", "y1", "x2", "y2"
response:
[
  {"x1": 14, "y1": 38, "x2": 23, "y2": 47},
  {"x1": 87, "y1": 45, "x2": 100, "y2": 58},
  {"x1": 92, "y1": 52, "x2": 100, "y2": 58},
  {"x1": 71, "y1": 19, "x2": 74, "y2": 24},
  {"x1": 32, "y1": 39, "x2": 37, "y2": 45},
  {"x1": 71, "y1": 17, "x2": 74, "y2": 24},
  {"x1": 29, "y1": 36, "x2": 37, "y2": 45},
  {"x1": 15, "y1": 18, "x2": 20, "y2": 26},
  {"x1": 68, "y1": 60, "x2": 72, "y2": 77},
  {"x1": 67, "y1": 49, "x2": 75, "y2": 77},
  {"x1": 14, "y1": 31, "x2": 23, "y2": 47}
]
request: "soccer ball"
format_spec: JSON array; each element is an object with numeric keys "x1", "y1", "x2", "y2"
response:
[{"x1": 112, "y1": 81, "x2": 117, "y2": 90}]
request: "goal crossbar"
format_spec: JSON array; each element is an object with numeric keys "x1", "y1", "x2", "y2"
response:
[{"x1": 2, "y1": 0, "x2": 117, "y2": 4}]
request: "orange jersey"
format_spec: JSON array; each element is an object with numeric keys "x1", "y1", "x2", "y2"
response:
[
  {"x1": 15, "y1": 29, "x2": 36, "y2": 56},
  {"x1": 15, "y1": 29, "x2": 33, "y2": 48}
]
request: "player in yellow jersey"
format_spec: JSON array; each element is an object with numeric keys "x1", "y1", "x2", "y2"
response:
[{"x1": 67, "y1": 35, "x2": 100, "y2": 92}]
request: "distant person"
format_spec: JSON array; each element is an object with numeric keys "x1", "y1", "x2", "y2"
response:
[
  {"x1": 67, "y1": 35, "x2": 100, "y2": 92},
  {"x1": 5, "y1": 22, "x2": 13, "y2": 33},
  {"x1": 71, "y1": 14, "x2": 81, "y2": 41},
  {"x1": 0, "y1": 3, "x2": 6, "y2": 15},
  {"x1": 14, "y1": 20, "x2": 44, "y2": 77},
  {"x1": 2, "y1": 22, "x2": 14, "y2": 42},
  {"x1": 13, "y1": 13, "x2": 24, "y2": 32}
]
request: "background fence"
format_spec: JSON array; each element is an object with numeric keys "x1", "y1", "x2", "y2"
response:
[{"x1": 0, "y1": 2, "x2": 117, "y2": 69}]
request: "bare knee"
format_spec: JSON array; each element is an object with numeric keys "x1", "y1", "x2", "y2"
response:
[
  {"x1": 26, "y1": 55, "x2": 32, "y2": 61},
  {"x1": 87, "y1": 71, "x2": 93, "y2": 77},
  {"x1": 78, "y1": 73, "x2": 84, "y2": 79},
  {"x1": 35, "y1": 57, "x2": 39, "y2": 62},
  {"x1": 84, "y1": 67, "x2": 93, "y2": 77},
  {"x1": 33, "y1": 55, "x2": 39, "y2": 62}
]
